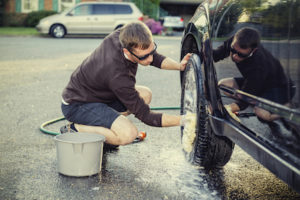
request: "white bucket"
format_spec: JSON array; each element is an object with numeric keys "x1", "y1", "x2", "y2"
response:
[{"x1": 54, "y1": 132, "x2": 106, "y2": 177}]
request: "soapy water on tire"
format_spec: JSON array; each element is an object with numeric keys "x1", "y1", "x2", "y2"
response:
[{"x1": 182, "y1": 111, "x2": 197, "y2": 153}]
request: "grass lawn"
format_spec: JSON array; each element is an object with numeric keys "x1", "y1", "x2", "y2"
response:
[{"x1": 0, "y1": 27, "x2": 40, "y2": 36}]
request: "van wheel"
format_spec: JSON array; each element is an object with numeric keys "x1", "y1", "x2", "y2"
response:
[
  {"x1": 50, "y1": 24, "x2": 66, "y2": 38},
  {"x1": 181, "y1": 54, "x2": 234, "y2": 169}
]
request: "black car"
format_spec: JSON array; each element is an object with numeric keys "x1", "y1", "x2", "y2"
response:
[{"x1": 180, "y1": 0, "x2": 300, "y2": 193}]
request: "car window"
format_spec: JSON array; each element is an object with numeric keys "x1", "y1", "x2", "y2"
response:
[
  {"x1": 92, "y1": 4, "x2": 114, "y2": 15},
  {"x1": 69, "y1": 5, "x2": 92, "y2": 16},
  {"x1": 92, "y1": 4, "x2": 133, "y2": 15},
  {"x1": 114, "y1": 5, "x2": 132, "y2": 14}
]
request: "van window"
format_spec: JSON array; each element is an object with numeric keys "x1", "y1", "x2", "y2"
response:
[
  {"x1": 92, "y1": 4, "x2": 133, "y2": 15},
  {"x1": 93, "y1": 4, "x2": 114, "y2": 15},
  {"x1": 114, "y1": 5, "x2": 133, "y2": 14},
  {"x1": 69, "y1": 5, "x2": 92, "y2": 16}
]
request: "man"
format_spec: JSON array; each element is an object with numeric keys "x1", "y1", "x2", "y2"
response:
[
  {"x1": 213, "y1": 27, "x2": 295, "y2": 122},
  {"x1": 60, "y1": 21, "x2": 191, "y2": 146}
]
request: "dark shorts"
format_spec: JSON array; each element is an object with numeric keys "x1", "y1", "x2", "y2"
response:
[
  {"x1": 234, "y1": 77, "x2": 296, "y2": 104},
  {"x1": 61, "y1": 100, "x2": 127, "y2": 129}
]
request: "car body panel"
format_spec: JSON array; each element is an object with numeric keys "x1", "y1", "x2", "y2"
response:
[{"x1": 181, "y1": 0, "x2": 300, "y2": 193}]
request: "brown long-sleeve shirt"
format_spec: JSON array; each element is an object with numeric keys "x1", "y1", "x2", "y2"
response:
[{"x1": 62, "y1": 30, "x2": 165, "y2": 127}]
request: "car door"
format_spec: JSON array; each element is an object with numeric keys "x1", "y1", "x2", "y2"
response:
[
  {"x1": 91, "y1": 4, "x2": 116, "y2": 34},
  {"x1": 211, "y1": 0, "x2": 300, "y2": 192},
  {"x1": 64, "y1": 4, "x2": 93, "y2": 34}
]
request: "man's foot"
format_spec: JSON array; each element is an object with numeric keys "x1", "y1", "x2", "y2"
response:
[{"x1": 60, "y1": 122, "x2": 77, "y2": 134}]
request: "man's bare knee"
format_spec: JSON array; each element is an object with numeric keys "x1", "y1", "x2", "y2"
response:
[
  {"x1": 254, "y1": 107, "x2": 278, "y2": 121},
  {"x1": 121, "y1": 126, "x2": 138, "y2": 145},
  {"x1": 218, "y1": 78, "x2": 238, "y2": 88},
  {"x1": 136, "y1": 85, "x2": 152, "y2": 104},
  {"x1": 218, "y1": 78, "x2": 240, "y2": 97},
  {"x1": 111, "y1": 115, "x2": 138, "y2": 145}
]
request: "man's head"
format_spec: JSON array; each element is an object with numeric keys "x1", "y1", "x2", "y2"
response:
[
  {"x1": 231, "y1": 27, "x2": 260, "y2": 63},
  {"x1": 120, "y1": 21, "x2": 156, "y2": 66}
]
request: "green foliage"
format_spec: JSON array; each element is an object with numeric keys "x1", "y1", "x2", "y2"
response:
[
  {"x1": 1, "y1": 13, "x2": 27, "y2": 27},
  {"x1": 131, "y1": 0, "x2": 160, "y2": 20},
  {"x1": 211, "y1": 0, "x2": 300, "y2": 38},
  {"x1": 0, "y1": 0, "x2": 8, "y2": 8},
  {"x1": 0, "y1": 0, "x2": 8, "y2": 26},
  {"x1": 24, "y1": 10, "x2": 57, "y2": 27},
  {"x1": 260, "y1": 1, "x2": 300, "y2": 37},
  {"x1": 212, "y1": 3, "x2": 243, "y2": 37}
]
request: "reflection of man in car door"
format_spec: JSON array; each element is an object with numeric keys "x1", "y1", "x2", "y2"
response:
[{"x1": 213, "y1": 27, "x2": 295, "y2": 122}]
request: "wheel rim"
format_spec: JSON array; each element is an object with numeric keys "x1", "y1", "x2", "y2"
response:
[
  {"x1": 183, "y1": 65, "x2": 197, "y2": 114},
  {"x1": 53, "y1": 26, "x2": 65, "y2": 38},
  {"x1": 181, "y1": 60, "x2": 198, "y2": 158}
]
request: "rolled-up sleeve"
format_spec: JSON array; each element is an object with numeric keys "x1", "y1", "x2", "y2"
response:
[{"x1": 151, "y1": 51, "x2": 166, "y2": 68}]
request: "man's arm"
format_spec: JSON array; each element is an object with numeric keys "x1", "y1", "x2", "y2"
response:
[
  {"x1": 161, "y1": 114, "x2": 181, "y2": 127},
  {"x1": 212, "y1": 36, "x2": 233, "y2": 62},
  {"x1": 161, "y1": 53, "x2": 192, "y2": 71}
]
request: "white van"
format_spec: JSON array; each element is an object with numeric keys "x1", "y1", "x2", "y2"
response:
[{"x1": 36, "y1": 2, "x2": 143, "y2": 38}]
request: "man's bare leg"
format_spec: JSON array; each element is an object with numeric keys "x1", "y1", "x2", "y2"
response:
[
  {"x1": 74, "y1": 115, "x2": 138, "y2": 145},
  {"x1": 218, "y1": 78, "x2": 240, "y2": 97},
  {"x1": 73, "y1": 85, "x2": 152, "y2": 145},
  {"x1": 254, "y1": 102, "x2": 292, "y2": 122},
  {"x1": 119, "y1": 85, "x2": 152, "y2": 116},
  {"x1": 219, "y1": 78, "x2": 241, "y2": 113},
  {"x1": 135, "y1": 85, "x2": 152, "y2": 104}
]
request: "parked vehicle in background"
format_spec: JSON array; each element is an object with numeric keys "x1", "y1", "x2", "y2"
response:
[
  {"x1": 36, "y1": 2, "x2": 143, "y2": 38},
  {"x1": 161, "y1": 16, "x2": 185, "y2": 32},
  {"x1": 180, "y1": 0, "x2": 300, "y2": 194}
]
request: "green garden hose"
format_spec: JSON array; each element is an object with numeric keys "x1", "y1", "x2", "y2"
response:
[{"x1": 40, "y1": 106, "x2": 180, "y2": 136}]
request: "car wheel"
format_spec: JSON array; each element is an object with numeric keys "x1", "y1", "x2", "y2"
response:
[
  {"x1": 114, "y1": 25, "x2": 123, "y2": 30},
  {"x1": 181, "y1": 54, "x2": 234, "y2": 169},
  {"x1": 50, "y1": 24, "x2": 66, "y2": 38}
]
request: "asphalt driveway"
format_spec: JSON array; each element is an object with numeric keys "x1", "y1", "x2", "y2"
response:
[{"x1": 0, "y1": 35, "x2": 299, "y2": 200}]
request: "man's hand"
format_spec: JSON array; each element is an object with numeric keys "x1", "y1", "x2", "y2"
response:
[
  {"x1": 161, "y1": 53, "x2": 192, "y2": 71},
  {"x1": 180, "y1": 111, "x2": 196, "y2": 126},
  {"x1": 180, "y1": 53, "x2": 192, "y2": 71}
]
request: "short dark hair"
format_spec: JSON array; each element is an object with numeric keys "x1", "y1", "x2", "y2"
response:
[
  {"x1": 234, "y1": 27, "x2": 260, "y2": 49},
  {"x1": 119, "y1": 21, "x2": 152, "y2": 51}
]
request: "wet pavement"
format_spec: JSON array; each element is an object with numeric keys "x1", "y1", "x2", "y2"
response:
[{"x1": 0, "y1": 36, "x2": 299, "y2": 200}]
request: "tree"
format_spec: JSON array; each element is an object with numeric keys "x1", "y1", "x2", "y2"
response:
[{"x1": 131, "y1": 0, "x2": 160, "y2": 20}]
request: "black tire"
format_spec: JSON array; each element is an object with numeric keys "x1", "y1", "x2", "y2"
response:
[
  {"x1": 50, "y1": 24, "x2": 66, "y2": 38},
  {"x1": 181, "y1": 54, "x2": 234, "y2": 169},
  {"x1": 114, "y1": 25, "x2": 123, "y2": 30}
]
